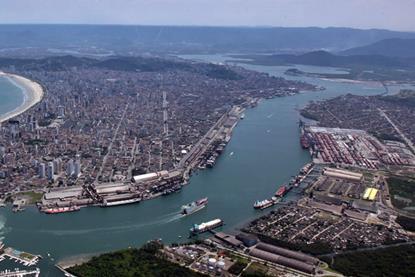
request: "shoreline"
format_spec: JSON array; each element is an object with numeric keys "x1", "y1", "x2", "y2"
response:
[{"x1": 0, "y1": 72, "x2": 44, "y2": 123}]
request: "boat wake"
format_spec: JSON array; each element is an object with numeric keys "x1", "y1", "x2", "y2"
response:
[{"x1": 33, "y1": 211, "x2": 184, "y2": 236}]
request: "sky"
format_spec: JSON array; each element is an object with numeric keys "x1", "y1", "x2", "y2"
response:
[{"x1": 0, "y1": 0, "x2": 414, "y2": 31}]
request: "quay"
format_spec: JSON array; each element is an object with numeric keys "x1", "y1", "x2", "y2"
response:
[
  {"x1": 1, "y1": 247, "x2": 41, "y2": 267},
  {"x1": 38, "y1": 105, "x2": 244, "y2": 213},
  {"x1": 0, "y1": 268, "x2": 40, "y2": 277}
]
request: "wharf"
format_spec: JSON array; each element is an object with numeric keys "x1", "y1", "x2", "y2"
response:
[
  {"x1": 1, "y1": 247, "x2": 41, "y2": 267},
  {"x1": 38, "y1": 105, "x2": 244, "y2": 213},
  {"x1": 0, "y1": 268, "x2": 40, "y2": 277}
]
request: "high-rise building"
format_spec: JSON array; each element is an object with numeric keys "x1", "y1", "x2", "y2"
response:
[
  {"x1": 66, "y1": 159, "x2": 74, "y2": 176},
  {"x1": 58, "y1": 105, "x2": 65, "y2": 118},
  {"x1": 38, "y1": 163, "x2": 46, "y2": 178},
  {"x1": 53, "y1": 158, "x2": 62, "y2": 174},
  {"x1": 74, "y1": 156, "x2": 81, "y2": 177},
  {"x1": 47, "y1": 162, "x2": 54, "y2": 181}
]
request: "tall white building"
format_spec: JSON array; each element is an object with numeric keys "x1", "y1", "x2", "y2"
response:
[{"x1": 66, "y1": 159, "x2": 74, "y2": 176}]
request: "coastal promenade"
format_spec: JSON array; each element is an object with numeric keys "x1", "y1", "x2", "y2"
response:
[{"x1": 0, "y1": 72, "x2": 44, "y2": 123}]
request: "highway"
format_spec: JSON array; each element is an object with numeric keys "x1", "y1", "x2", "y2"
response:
[{"x1": 378, "y1": 108, "x2": 415, "y2": 154}]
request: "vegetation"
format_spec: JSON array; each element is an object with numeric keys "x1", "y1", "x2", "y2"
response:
[
  {"x1": 330, "y1": 244, "x2": 415, "y2": 277},
  {"x1": 300, "y1": 110, "x2": 320, "y2": 121},
  {"x1": 18, "y1": 191, "x2": 43, "y2": 204},
  {"x1": 371, "y1": 131, "x2": 403, "y2": 143},
  {"x1": 396, "y1": 215, "x2": 415, "y2": 232},
  {"x1": 67, "y1": 242, "x2": 204, "y2": 277},
  {"x1": 231, "y1": 51, "x2": 415, "y2": 81},
  {"x1": 387, "y1": 176, "x2": 415, "y2": 212},
  {"x1": 204, "y1": 64, "x2": 242, "y2": 80},
  {"x1": 382, "y1": 90, "x2": 415, "y2": 108},
  {"x1": 228, "y1": 260, "x2": 249, "y2": 275},
  {"x1": 242, "y1": 262, "x2": 269, "y2": 277},
  {"x1": 20, "y1": 252, "x2": 35, "y2": 260},
  {"x1": 256, "y1": 234, "x2": 333, "y2": 255}
]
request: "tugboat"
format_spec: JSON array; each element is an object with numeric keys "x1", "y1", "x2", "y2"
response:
[{"x1": 181, "y1": 197, "x2": 208, "y2": 215}]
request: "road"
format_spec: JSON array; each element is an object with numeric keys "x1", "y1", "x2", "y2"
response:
[
  {"x1": 318, "y1": 240, "x2": 415, "y2": 259},
  {"x1": 96, "y1": 102, "x2": 129, "y2": 182},
  {"x1": 378, "y1": 108, "x2": 415, "y2": 154}
]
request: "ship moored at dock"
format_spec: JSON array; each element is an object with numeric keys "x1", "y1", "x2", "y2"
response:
[
  {"x1": 43, "y1": 206, "x2": 80, "y2": 214},
  {"x1": 190, "y1": 218, "x2": 223, "y2": 235},
  {"x1": 102, "y1": 197, "x2": 141, "y2": 207},
  {"x1": 253, "y1": 197, "x2": 280, "y2": 210},
  {"x1": 275, "y1": 185, "x2": 291, "y2": 198}
]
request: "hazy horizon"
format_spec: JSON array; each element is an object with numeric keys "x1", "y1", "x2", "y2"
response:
[
  {"x1": 1, "y1": 0, "x2": 414, "y2": 32},
  {"x1": 0, "y1": 23, "x2": 413, "y2": 33}
]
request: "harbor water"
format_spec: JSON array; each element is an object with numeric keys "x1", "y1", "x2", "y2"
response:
[{"x1": 0, "y1": 55, "x2": 414, "y2": 276}]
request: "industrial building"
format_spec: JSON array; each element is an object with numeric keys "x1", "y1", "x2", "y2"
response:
[
  {"x1": 323, "y1": 167, "x2": 363, "y2": 182},
  {"x1": 249, "y1": 248, "x2": 316, "y2": 275},
  {"x1": 363, "y1": 187, "x2": 378, "y2": 201},
  {"x1": 256, "y1": 243, "x2": 319, "y2": 265}
]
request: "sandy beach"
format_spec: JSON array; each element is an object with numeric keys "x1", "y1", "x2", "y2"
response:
[{"x1": 0, "y1": 71, "x2": 44, "y2": 123}]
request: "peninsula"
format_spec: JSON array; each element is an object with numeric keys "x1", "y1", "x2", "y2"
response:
[{"x1": 0, "y1": 72, "x2": 44, "y2": 123}]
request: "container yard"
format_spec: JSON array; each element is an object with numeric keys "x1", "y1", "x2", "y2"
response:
[{"x1": 302, "y1": 126, "x2": 415, "y2": 169}]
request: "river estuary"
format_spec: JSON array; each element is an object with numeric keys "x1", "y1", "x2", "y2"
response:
[{"x1": 0, "y1": 55, "x2": 413, "y2": 276}]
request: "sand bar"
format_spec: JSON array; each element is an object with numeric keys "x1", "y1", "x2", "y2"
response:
[{"x1": 0, "y1": 71, "x2": 44, "y2": 123}]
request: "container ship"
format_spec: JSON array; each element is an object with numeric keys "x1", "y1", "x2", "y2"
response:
[
  {"x1": 44, "y1": 206, "x2": 80, "y2": 214},
  {"x1": 181, "y1": 197, "x2": 208, "y2": 215},
  {"x1": 190, "y1": 218, "x2": 223, "y2": 235}
]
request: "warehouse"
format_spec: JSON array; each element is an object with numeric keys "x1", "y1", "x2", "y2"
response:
[
  {"x1": 323, "y1": 168, "x2": 363, "y2": 182},
  {"x1": 95, "y1": 183, "x2": 131, "y2": 195},
  {"x1": 132, "y1": 170, "x2": 169, "y2": 183},
  {"x1": 256, "y1": 243, "x2": 320, "y2": 265},
  {"x1": 249, "y1": 248, "x2": 315, "y2": 274},
  {"x1": 44, "y1": 186, "x2": 83, "y2": 200},
  {"x1": 362, "y1": 187, "x2": 378, "y2": 201}
]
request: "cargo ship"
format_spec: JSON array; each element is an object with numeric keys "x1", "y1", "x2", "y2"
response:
[
  {"x1": 162, "y1": 185, "x2": 182, "y2": 196},
  {"x1": 44, "y1": 206, "x2": 80, "y2": 214},
  {"x1": 190, "y1": 218, "x2": 223, "y2": 235},
  {"x1": 102, "y1": 198, "x2": 141, "y2": 207},
  {"x1": 275, "y1": 185, "x2": 291, "y2": 198},
  {"x1": 253, "y1": 197, "x2": 280, "y2": 210},
  {"x1": 181, "y1": 197, "x2": 208, "y2": 215},
  {"x1": 300, "y1": 134, "x2": 310, "y2": 149}
]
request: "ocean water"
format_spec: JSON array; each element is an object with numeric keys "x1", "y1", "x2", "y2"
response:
[{"x1": 0, "y1": 76, "x2": 25, "y2": 119}]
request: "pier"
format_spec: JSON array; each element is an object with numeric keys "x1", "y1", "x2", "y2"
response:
[{"x1": 0, "y1": 268, "x2": 40, "y2": 277}]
